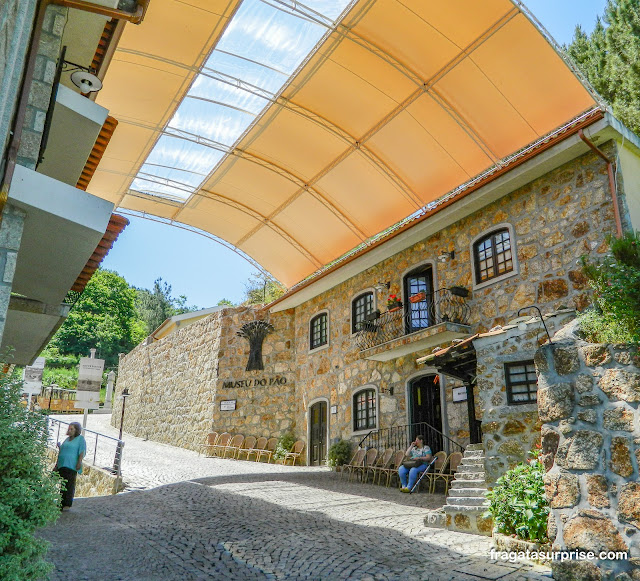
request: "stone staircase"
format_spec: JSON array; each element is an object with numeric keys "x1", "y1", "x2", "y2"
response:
[{"x1": 442, "y1": 443, "x2": 492, "y2": 536}]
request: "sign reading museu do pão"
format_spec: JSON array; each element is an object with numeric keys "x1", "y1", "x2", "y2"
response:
[{"x1": 221, "y1": 375, "x2": 289, "y2": 388}]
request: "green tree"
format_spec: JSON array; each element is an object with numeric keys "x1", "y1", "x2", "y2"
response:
[
  {"x1": 50, "y1": 269, "x2": 141, "y2": 366},
  {"x1": 242, "y1": 272, "x2": 286, "y2": 305},
  {"x1": 135, "y1": 278, "x2": 199, "y2": 335},
  {"x1": 217, "y1": 298, "x2": 234, "y2": 306},
  {"x1": 0, "y1": 372, "x2": 60, "y2": 579},
  {"x1": 567, "y1": 0, "x2": 640, "y2": 134}
]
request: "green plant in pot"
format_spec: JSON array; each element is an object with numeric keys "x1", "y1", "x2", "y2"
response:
[
  {"x1": 273, "y1": 432, "x2": 296, "y2": 462},
  {"x1": 328, "y1": 439, "x2": 352, "y2": 469}
]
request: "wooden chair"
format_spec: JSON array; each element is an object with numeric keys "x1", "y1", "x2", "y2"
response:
[
  {"x1": 283, "y1": 440, "x2": 305, "y2": 466},
  {"x1": 438, "y1": 451, "x2": 463, "y2": 495},
  {"x1": 236, "y1": 436, "x2": 257, "y2": 460},
  {"x1": 384, "y1": 450, "x2": 406, "y2": 488},
  {"x1": 246, "y1": 436, "x2": 267, "y2": 461},
  {"x1": 368, "y1": 448, "x2": 394, "y2": 485},
  {"x1": 341, "y1": 448, "x2": 365, "y2": 480},
  {"x1": 211, "y1": 432, "x2": 231, "y2": 457},
  {"x1": 426, "y1": 451, "x2": 448, "y2": 493},
  {"x1": 223, "y1": 434, "x2": 244, "y2": 459},
  {"x1": 256, "y1": 437, "x2": 278, "y2": 463},
  {"x1": 352, "y1": 448, "x2": 378, "y2": 482},
  {"x1": 201, "y1": 432, "x2": 219, "y2": 457}
]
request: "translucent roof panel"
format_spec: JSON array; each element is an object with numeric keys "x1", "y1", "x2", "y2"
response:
[
  {"x1": 95, "y1": 0, "x2": 599, "y2": 287},
  {"x1": 125, "y1": 0, "x2": 352, "y2": 205}
]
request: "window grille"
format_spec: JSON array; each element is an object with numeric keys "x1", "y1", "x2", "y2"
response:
[
  {"x1": 474, "y1": 228, "x2": 513, "y2": 284},
  {"x1": 505, "y1": 360, "x2": 538, "y2": 404}
]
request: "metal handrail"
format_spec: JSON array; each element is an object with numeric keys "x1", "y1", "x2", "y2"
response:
[
  {"x1": 354, "y1": 287, "x2": 470, "y2": 351},
  {"x1": 358, "y1": 421, "x2": 465, "y2": 456},
  {"x1": 47, "y1": 417, "x2": 125, "y2": 477}
]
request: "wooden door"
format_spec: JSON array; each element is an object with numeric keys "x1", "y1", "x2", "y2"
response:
[{"x1": 310, "y1": 401, "x2": 327, "y2": 465}]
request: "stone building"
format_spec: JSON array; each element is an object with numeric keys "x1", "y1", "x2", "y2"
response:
[
  {"x1": 116, "y1": 112, "x2": 640, "y2": 474},
  {"x1": 0, "y1": 1, "x2": 148, "y2": 366}
]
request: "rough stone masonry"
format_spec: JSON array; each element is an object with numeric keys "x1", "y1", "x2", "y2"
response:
[{"x1": 537, "y1": 320, "x2": 640, "y2": 580}]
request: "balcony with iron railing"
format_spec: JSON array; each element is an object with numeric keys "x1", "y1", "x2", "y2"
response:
[{"x1": 354, "y1": 287, "x2": 472, "y2": 361}]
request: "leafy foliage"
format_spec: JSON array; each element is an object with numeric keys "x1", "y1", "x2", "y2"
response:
[
  {"x1": 50, "y1": 269, "x2": 143, "y2": 367},
  {"x1": 567, "y1": 0, "x2": 640, "y2": 135},
  {"x1": 135, "y1": 277, "x2": 199, "y2": 335},
  {"x1": 0, "y1": 372, "x2": 61, "y2": 580},
  {"x1": 243, "y1": 272, "x2": 286, "y2": 305},
  {"x1": 273, "y1": 432, "x2": 296, "y2": 461},
  {"x1": 485, "y1": 453, "x2": 549, "y2": 542},
  {"x1": 580, "y1": 231, "x2": 640, "y2": 343},
  {"x1": 327, "y1": 439, "x2": 352, "y2": 467}
]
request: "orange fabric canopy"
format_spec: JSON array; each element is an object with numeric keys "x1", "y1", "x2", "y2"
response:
[{"x1": 93, "y1": 0, "x2": 598, "y2": 287}]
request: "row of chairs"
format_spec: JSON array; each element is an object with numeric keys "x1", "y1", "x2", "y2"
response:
[
  {"x1": 201, "y1": 432, "x2": 305, "y2": 465},
  {"x1": 340, "y1": 448, "x2": 463, "y2": 494}
]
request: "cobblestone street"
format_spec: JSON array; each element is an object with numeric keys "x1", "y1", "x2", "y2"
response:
[{"x1": 40, "y1": 414, "x2": 552, "y2": 580}]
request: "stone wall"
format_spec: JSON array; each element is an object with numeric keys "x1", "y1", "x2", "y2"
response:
[
  {"x1": 0, "y1": 205, "x2": 25, "y2": 340},
  {"x1": 114, "y1": 306, "x2": 297, "y2": 453},
  {"x1": 0, "y1": 0, "x2": 37, "y2": 161},
  {"x1": 17, "y1": 4, "x2": 67, "y2": 169},
  {"x1": 47, "y1": 448, "x2": 122, "y2": 497},
  {"x1": 536, "y1": 321, "x2": 640, "y2": 579},
  {"x1": 474, "y1": 310, "x2": 576, "y2": 485}
]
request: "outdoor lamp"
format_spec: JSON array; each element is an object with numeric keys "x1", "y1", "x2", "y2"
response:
[
  {"x1": 118, "y1": 387, "x2": 130, "y2": 441},
  {"x1": 374, "y1": 281, "x2": 390, "y2": 292},
  {"x1": 437, "y1": 250, "x2": 455, "y2": 263},
  {"x1": 517, "y1": 306, "x2": 553, "y2": 344}
]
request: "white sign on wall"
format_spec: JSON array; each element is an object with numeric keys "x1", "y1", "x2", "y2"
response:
[
  {"x1": 75, "y1": 356, "x2": 105, "y2": 410},
  {"x1": 452, "y1": 386, "x2": 468, "y2": 403},
  {"x1": 220, "y1": 400, "x2": 236, "y2": 411},
  {"x1": 23, "y1": 357, "x2": 45, "y2": 395}
]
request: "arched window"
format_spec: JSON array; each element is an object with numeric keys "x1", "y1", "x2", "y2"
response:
[
  {"x1": 352, "y1": 291, "x2": 374, "y2": 333},
  {"x1": 309, "y1": 312, "x2": 328, "y2": 350},
  {"x1": 473, "y1": 228, "x2": 513, "y2": 284},
  {"x1": 353, "y1": 388, "x2": 377, "y2": 431}
]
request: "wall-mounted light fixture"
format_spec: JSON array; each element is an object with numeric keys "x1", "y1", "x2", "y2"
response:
[
  {"x1": 63, "y1": 56, "x2": 103, "y2": 93},
  {"x1": 437, "y1": 250, "x2": 455, "y2": 263},
  {"x1": 517, "y1": 305, "x2": 553, "y2": 344},
  {"x1": 374, "y1": 281, "x2": 390, "y2": 292}
]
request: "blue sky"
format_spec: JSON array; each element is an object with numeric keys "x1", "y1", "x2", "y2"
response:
[{"x1": 101, "y1": 0, "x2": 608, "y2": 308}]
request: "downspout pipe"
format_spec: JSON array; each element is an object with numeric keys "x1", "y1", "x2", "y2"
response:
[
  {"x1": 578, "y1": 129, "x2": 623, "y2": 237},
  {"x1": 0, "y1": 0, "x2": 148, "y2": 223}
]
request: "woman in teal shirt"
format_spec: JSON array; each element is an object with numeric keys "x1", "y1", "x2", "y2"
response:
[{"x1": 55, "y1": 422, "x2": 86, "y2": 510}]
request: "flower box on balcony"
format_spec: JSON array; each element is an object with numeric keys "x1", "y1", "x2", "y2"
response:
[
  {"x1": 408, "y1": 292, "x2": 426, "y2": 303},
  {"x1": 449, "y1": 285, "x2": 469, "y2": 298}
]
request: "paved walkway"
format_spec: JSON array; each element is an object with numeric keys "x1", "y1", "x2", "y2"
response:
[{"x1": 40, "y1": 414, "x2": 552, "y2": 580}]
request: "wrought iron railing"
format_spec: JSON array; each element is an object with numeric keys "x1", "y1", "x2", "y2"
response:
[
  {"x1": 47, "y1": 417, "x2": 125, "y2": 477},
  {"x1": 357, "y1": 421, "x2": 465, "y2": 456},
  {"x1": 354, "y1": 287, "x2": 470, "y2": 351}
]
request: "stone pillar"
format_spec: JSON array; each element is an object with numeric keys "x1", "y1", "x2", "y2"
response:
[
  {"x1": 104, "y1": 370, "x2": 115, "y2": 410},
  {"x1": 0, "y1": 204, "x2": 25, "y2": 341},
  {"x1": 536, "y1": 324, "x2": 639, "y2": 579}
]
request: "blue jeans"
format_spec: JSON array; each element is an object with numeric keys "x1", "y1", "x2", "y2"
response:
[{"x1": 398, "y1": 463, "x2": 428, "y2": 490}]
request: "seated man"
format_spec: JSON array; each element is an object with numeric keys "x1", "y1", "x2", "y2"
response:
[{"x1": 398, "y1": 435, "x2": 433, "y2": 492}]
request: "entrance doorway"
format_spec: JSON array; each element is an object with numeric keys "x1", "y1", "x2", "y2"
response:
[
  {"x1": 409, "y1": 374, "x2": 443, "y2": 453},
  {"x1": 309, "y1": 401, "x2": 327, "y2": 465}
]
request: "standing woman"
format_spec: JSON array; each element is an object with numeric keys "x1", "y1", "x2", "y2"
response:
[{"x1": 55, "y1": 421, "x2": 86, "y2": 510}]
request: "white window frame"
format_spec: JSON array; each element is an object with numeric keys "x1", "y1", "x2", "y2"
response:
[
  {"x1": 350, "y1": 288, "x2": 377, "y2": 336},
  {"x1": 470, "y1": 223, "x2": 519, "y2": 291},
  {"x1": 351, "y1": 384, "x2": 379, "y2": 436},
  {"x1": 308, "y1": 309, "x2": 329, "y2": 353}
]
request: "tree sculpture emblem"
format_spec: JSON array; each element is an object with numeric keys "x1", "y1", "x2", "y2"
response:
[{"x1": 237, "y1": 321, "x2": 275, "y2": 371}]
